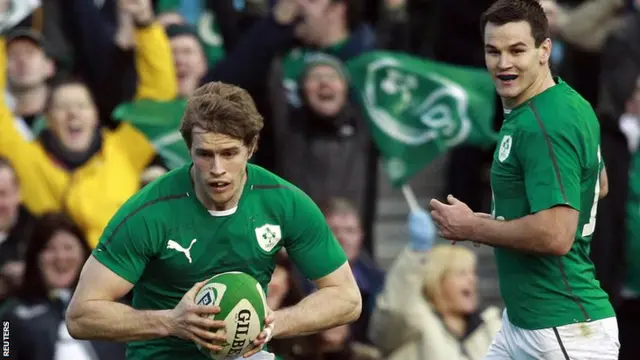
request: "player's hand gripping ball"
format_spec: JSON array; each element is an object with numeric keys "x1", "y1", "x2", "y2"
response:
[{"x1": 194, "y1": 272, "x2": 270, "y2": 359}]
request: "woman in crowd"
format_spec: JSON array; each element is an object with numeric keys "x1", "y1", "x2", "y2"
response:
[
  {"x1": 368, "y1": 210, "x2": 502, "y2": 360},
  {"x1": 1, "y1": 213, "x2": 125, "y2": 360}
]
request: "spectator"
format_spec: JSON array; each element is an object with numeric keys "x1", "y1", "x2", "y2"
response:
[
  {"x1": 165, "y1": 23, "x2": 209, "y2": 98},
  {"x1": 618, "y1": 74, "x2": 640, "y2": 360},
  {"x1": 5, "y1": 28, "x2": 55, "y2": 139},
  {"x1": 0, "y1": 157, "x2": 35, "y2": 269},
  {"x1": 540, "y1": 0, "x2": 625, "y2": 52},
  {"x1": 369, "y1": 210, "x2": 501, "y2": 360},
  {"x1": 0, "y1": 2, "x2": 177, "y2": 247},
  {"x1": 1, "y1": 213, "x2": 125, "y2": 360},
  {"x1": 4, "y1": 0, "x2": 74, "y2": 80},
  {"x1": 274, "y1": 56, "x2": 377, "y2": 223},
  {"x1": 592, "y1": 1, "x2": 640, "y2": 307},
  {"x1": 0, "y1": 157, "x2": 36, "y2": 312},
  {"x1": 318, "y1": 197, "x2": 384, "y2": 344},
  {"x1": 268, "y1": 252, "x2": 381, "y2": 360}
]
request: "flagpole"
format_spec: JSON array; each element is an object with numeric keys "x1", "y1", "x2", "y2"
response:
[{"x1": 401, "y1": 184, "x2": 421, "y2": 213}]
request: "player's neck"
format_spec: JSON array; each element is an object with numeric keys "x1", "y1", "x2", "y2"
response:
[{"x1": 502, "y1": 69, "x2": 555, "y2": 110}]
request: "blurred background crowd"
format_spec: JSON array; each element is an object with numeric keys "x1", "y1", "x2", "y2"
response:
[{"x1": 0, "y1": 0, "x2": 639, "y2": 359}]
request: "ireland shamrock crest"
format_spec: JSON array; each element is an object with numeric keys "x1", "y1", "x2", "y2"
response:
[{"x1": 363, "y1": 57, "x2": 473, "y2": 148}]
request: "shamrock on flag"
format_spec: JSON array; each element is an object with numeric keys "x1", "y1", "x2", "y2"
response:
[{"x1": 347, "y1": 51, "x2": 498, "y2": 187}]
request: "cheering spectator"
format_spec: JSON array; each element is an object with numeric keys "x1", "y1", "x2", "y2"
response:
[
  {"x1": 592, "y1": 1, "x2": 640, "y2": 307},
  {"x1": 369, "y1": 210, "x2": 501, "y2": 360},
  {"x1": 274, "y1": 57, "x2": 377, "y2": 224},
  {"x1": 0, "y1": 2, "x2": 177, "y2": 248},
  {"x1": 0, "y1": 157, "x2": 36, "y2": 309},
  {"x1": 1, "y1": 213, "x2": 125, "y2": 360},
  {"x1": 165, "y1": 23, "x2": 209, "y2": 98},
  {"x1": 5, "y1": 28, "x2": 54, "y2": 139}
]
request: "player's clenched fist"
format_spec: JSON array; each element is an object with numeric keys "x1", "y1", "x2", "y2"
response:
[{"x1": 168, "y1": 281, "x2": 227, "y2": 353}]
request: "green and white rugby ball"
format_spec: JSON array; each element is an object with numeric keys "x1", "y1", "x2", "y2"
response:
[{"x1": 194, "y1": 272, "x2": 268, "y2": 360}]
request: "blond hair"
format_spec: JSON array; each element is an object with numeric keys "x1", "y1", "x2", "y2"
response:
[
  {"x1": 180, "y1": 82, "x2": 264, "y2": 149},
  {"x1": 422, "y1": 245, "x2": 477, "y2": 303}
]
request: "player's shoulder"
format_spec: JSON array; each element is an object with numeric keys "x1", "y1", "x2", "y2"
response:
[
  {"x1": 246, "y1": 164, "x2": 315, "y2": 207},
  {"x1": 105, "y1": 164, "x2": 192, "y2": 228},
  {"x1": 517, "y1": 80, "x2": 597, "y2": 136},
  {"x1": 528, "y1": 79, "x2": 597, "y2": 128}
]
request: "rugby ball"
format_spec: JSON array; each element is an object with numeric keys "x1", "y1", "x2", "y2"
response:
[{"x1": 194, "y1": 272, "x2": 268, "y2": 360}]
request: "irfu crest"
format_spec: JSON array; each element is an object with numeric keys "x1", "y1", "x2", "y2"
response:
[
  {"x1": 254, "y1": 224, "x2": 282, "y2": 252},
  {"x1": 498, "y1": 135, "x2": 512, "y2": 162}
]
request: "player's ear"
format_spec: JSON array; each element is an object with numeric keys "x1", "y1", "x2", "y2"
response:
[{"x1": 539, "y1": 38, "x2": 552, "y2": 65}]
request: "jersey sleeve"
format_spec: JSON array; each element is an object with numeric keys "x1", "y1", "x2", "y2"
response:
[
  {"x1": 93, "y1": 210, "x2": 160, "y2": 284},
  {"x1": 517, "y1": 120, "x2": 582, "y2": 214},
  {"x1": 284, "y1": 190, "x2": 348, "y2": 281}
]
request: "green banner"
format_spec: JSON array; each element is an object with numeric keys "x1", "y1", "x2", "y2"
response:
[
  {"x1": 346, "y1": 51, "x2": 498, "y2": 187},
  {"x1": 112, "y1": 99, "x2": 189, "y2": 170}
]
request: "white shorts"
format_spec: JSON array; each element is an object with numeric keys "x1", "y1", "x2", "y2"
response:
[
  {"x1": 235, "y1": 351, "x2": 275, "y2": 360},
  {"x1": 484, "y1": 310, "x2": 619, "y2": 360}
]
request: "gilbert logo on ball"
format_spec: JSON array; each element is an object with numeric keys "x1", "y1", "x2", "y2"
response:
[{"x1": 194, "y1": 272, "x2": 268, "y2": 360}]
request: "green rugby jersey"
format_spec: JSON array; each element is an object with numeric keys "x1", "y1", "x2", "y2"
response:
[
  {"x1": 94, "y1": 163, "x2": 347, "y2": 359},
  {"x1": 490, "y1": 78, "x2": 614, "y2": 330}
]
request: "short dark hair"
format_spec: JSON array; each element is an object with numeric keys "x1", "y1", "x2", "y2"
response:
[
  {"x1": 480, "y1": 0, "x2": 550, "y2": 47},
  {"x1": 180, "y1": 82, "x2": 264, "y2": 149},
  {"x1": 17, "y1": 213, "x2": 91, "y2": 304}
]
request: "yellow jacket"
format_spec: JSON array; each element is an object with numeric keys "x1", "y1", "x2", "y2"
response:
[{"x1": 0, "y1": 23, "x2": 177, "y2": 247}]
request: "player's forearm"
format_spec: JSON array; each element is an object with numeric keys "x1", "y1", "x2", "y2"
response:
[
  {"x1": 272, "y1": 285, "x2": 362, "y2": 339},
  {"x1": 470, "y1": 213, "x2": 567, "y2": 255},
  {"x1": 66, "y1": 299, "x2": 173, "y2": 342}
]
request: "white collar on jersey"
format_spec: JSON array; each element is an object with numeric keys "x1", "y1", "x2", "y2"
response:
[{"x1": 208, "y1": 207, "x2": 238, "y2": 217}]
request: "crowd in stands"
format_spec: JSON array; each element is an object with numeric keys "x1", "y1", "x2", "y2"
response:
[{"x1": 0, "y1": 0, "x2": 639, "y2": 359}]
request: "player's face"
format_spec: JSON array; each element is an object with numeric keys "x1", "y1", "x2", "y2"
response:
[
  {"x1": 441, "y1": 264, "x2": 478, "y2": 315},
  {"x1": 39, "y1": 230, "x2": 86, "y2": 290},
  {"x1": 0, "y1": 167, "x2": 20, "y2": 233},
  {"x1": 191, "y1": 129, "x2": 254, "y2": 210},
  {"x1": 303, "y1": 65, "x2": 347, "y2": 117},
  {"x1": 484, "y1": 21, "x2": 552, "y2": 108},
  {"x1": 170, "y1": 35, "x2": 207, "y2": 97},
  {"x1": 325, "y1": 212, "x2": 363, "y2": 262},
  {"x1": 6, "y1": 39, "x2": 53, "y2": 91},
  {"x1": 47, "y1": 83, "x2": 99, "y2": 152}
]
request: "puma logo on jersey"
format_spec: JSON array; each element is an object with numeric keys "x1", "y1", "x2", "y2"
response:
[{"x1": 167, "y1": 239, "x2": 197, "y2": 263}]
